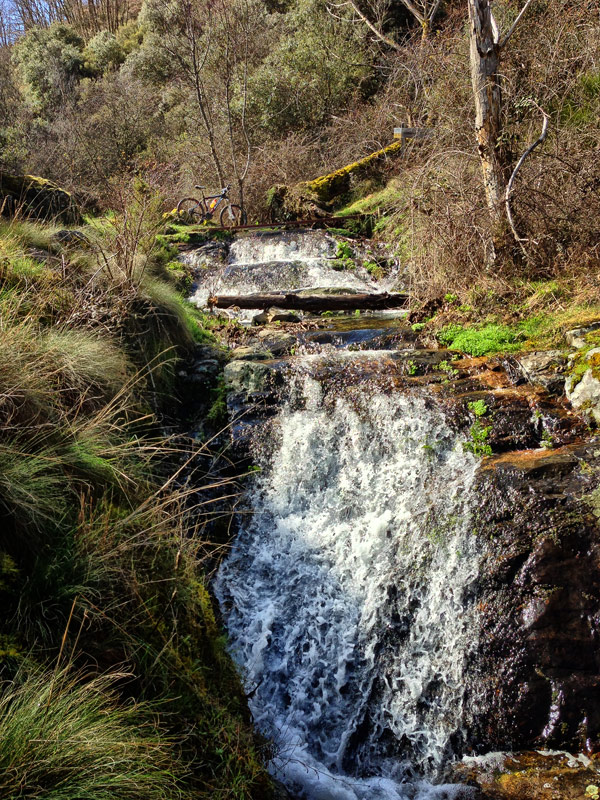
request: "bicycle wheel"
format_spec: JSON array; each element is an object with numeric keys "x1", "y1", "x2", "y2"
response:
[
  {"x1": 176, "y1": 197, "x2": 206, "y2": 222},
  {"x1": 219, "y1": 204, "x2": 247, "y2": 227}
]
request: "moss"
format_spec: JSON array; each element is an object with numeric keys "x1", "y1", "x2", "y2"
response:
[{"x1": 302, "y1": 140, "x2": 404, "y2": 203}]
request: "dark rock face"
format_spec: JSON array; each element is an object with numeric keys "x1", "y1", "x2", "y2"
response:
[{"x1": 465, "y1": 445, "x2": 600, "y2": 753}]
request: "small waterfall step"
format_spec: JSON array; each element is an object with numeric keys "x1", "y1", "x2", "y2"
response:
[{"x1": 181, "y1": 228, "x2": 407, "y2": 315}]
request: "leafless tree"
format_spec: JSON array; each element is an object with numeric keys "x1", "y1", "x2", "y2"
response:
[
  {"x1": 145, "y1": 0, "x2": 253, "y2": 211},
  {"x1": 329, "y1": 0, "x2": 442, "y2": 47},
  {"x1": 467, "y1": 0, "x2": 537, "y2": 261}
]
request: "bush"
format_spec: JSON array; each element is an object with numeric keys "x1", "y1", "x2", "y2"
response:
[{"x1": 12, "y1": 24, "x2": 86, "y2": 114}]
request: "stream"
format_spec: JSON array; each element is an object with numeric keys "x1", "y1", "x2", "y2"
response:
[
  {"x1": 215, "y1": 373, "x2": 479, "y2": 799},
  {"x1": 186, "y1": 229, "x2": 482, "y2": 799}
]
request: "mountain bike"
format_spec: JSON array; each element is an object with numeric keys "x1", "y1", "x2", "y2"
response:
[{"x1": 176, "y1": 183, "x2": 247, "y2": 227}]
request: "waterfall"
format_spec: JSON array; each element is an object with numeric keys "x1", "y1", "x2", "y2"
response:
[
  {"x1": 216, "y1": 369, "x2": 480, "y2": 800},
  {"x1": 185, "y1": 230, "x2": 402, "y2": 313}
]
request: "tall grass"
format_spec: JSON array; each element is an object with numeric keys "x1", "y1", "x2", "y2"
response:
[
  {"x1": 0, "y1": 199, "x2": 274, "y2": 798},
  {"x1": 0, "y1": 669, "x2": 182, "y2": 800}
]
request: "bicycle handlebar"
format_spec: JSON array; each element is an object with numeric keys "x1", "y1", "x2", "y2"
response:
[{"x1": 194, "y1": 183, "x2": 231, "y2": 195}]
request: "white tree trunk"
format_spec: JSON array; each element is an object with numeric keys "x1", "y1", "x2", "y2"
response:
[{"x1": 468, "y1": 0, "x2": 507, "y2": 239}]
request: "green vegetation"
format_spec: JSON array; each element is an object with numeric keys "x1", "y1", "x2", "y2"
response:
[
  {"x1": 463, "y1": 400, "x2": 492, "y2": 457},
  {"x1": 0, "y1": 205, "x2": 272, "y2": 799},
  {"x1": 438, "y1": 323, "x2": 520, "y2": 357},
  {"x1": 438, "y1": 359, "x2": 459, "y2": 378},
  {"x1": 1, "y1": 0, "x2": 600, "y2": 788},
  {"x1": 464, "y1": 420, "x2": 493, "y2": 457},
  {"x1": 0, "y1": 669, "x2": 181, "y2": 800},
  {"x1": 468, "y1": 400, "x2": 488, "y2": 418}
]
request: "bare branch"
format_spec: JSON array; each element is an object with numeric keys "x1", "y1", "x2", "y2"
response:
[
  {"x1": 397, "y1": 0, "x2": 424, "y2": 23},
  {"x1": 499, "y1": 0, "x2": 535, "y2": 48},
  {"x1": 505, "y1": 105, "x2": 550, "y2": 255},
  {"x1": 345, "y1": 0, "x2": 402, "y2": 50}
]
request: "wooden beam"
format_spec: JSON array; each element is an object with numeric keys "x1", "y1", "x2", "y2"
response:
[
  {"x1": 208, "y1": 292, "x2": 409, "y2": 312},
  {"x1": 393, "y1": 127, "x2": 432, "y2": 141}
]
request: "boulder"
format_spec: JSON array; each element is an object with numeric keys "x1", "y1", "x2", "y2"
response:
[
  {"x1": 517, "y1": 350, "x2": 567, "y2": 394},
  {"x1": 256, "y1": 329, "x2": 297, "y2": 355},
  {"x1": 566, "y1": 347, "x2": 600, "y2": 423},
  {"x1": 566, "y1": 369, "x2": 600, "y2": 423},
  {"x1": 252, "y1": 307, "x2": 302, "y2": 325},
  {"x1": 224, "y1": 359, "x2": 284, "y2": 398},
  {"x1": 230, "y1": 346, "x2": 274, "y2": 361},
  {"x1": 0, "y1": 173, "x2": 81, "y2": 224},
  {"x1": 565, "y1": 323, "x2": 600, "y2": 349}
]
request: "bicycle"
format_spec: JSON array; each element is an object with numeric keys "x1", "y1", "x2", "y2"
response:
[{"x1": 176, "y1": 183, "x2": 247, "y2": 227}]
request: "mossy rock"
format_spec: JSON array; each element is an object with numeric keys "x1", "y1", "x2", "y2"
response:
[
  {"x1": 266, "y1": 140, "x2": 404, "y2": 220},
  {"x1": 0, "y1": 173, "x2": 82, "y2": 224}
]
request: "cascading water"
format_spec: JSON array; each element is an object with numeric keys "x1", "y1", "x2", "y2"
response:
[
  {"x1": 216, "y1": 367, "x2": 480, "y2": 800},
  {"x1": 185, "y1": 230, "x2": 403, "y2": 312}
]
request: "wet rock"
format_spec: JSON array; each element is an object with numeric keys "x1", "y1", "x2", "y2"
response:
[
  {"x1": 252, "y1": 307, "x2": 301, "y2": 325},
  {"x1": 230, "y1": 346, "x2": 273, "y2": 361},
  {"x1": 480, "y1": 448, "x2": 580, "y2": 480},
  {"x1": 224, "y1": 359, "x2": 284, "y2": 396},
  {"x1": 184, "y1": 240, "x2": 230, "y2": 269},
  {"x1": 256, "y1": 329, "x2": 297, "y2": 355},
  {"x1": 451, "y1": 751, "x2": 600, "y2": 800},
  {"x1": 465, "y1": 443, "x2": 600, "y2": 753},
  {"x1": 517, "y1": 351, "x2": 567, "y2": 394}
]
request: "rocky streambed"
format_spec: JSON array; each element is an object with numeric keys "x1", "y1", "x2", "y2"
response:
[{"x1": 182, "y1": 229, "x2": 600, "y2": 800}]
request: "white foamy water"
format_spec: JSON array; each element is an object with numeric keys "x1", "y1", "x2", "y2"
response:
[
  {"x1": 216, "y1": 373, "x2": 480, "y2": 800},
  {"x1": 184, "y1": 230, "x2": 401, "y2": 312}
]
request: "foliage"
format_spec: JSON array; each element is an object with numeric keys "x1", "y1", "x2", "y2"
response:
[
  {"x1": 84, "y1": 30, "x2": 126, "y2": 74},
  {"x1": 463, "y1": 419, "x2": 492, "y2": 457},
  {"x1": 467, "y1": 399, "x2": 488, "y2": 417},
  {"x1": 0, "y1": 212, "x2": 273, "y2": 798},
  {"x1": 12, "y1": 24, "x2": 86, "y2": 113}
]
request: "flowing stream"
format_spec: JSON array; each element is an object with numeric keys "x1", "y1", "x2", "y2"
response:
[
  {"x1": 216, "y1": 367, "x2": 480, "y2": 799},
  {"x1": 188, "y1": 230, "x2": 481, "y2": 798}
]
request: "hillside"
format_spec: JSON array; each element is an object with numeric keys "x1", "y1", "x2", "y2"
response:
[{"x1": 1, "y1": 0, "x2": 600, "y2": 797}]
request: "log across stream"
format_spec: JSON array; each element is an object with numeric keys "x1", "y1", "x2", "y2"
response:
[{"x1": 208, "y1": 290, "x2": 409, "y2": 312}]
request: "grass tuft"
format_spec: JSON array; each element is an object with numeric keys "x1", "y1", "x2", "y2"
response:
[{"x1": 0, "y1": 668, "x2": 182, "y2": 800}]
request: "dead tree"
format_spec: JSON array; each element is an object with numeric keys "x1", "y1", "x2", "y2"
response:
[
  {"x1": 467, "y1": 0, "x2": 536, "y2": 261},
  {"x1": 330, "y1": 0, "x2": 442, "y2": 48}
]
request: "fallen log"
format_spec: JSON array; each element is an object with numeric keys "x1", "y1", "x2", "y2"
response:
[{"x1": 208, "y1": 292, "x2": 409, "y2": 312}]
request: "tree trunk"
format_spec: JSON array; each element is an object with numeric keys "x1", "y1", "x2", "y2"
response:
[{"x1": 467, "y1": 0, "x2": 509, "y2": 253}]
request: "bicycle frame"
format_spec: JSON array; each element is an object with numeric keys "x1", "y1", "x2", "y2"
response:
[{"x1": 203, "y1": 193, "x2": 226, "y2": 216}]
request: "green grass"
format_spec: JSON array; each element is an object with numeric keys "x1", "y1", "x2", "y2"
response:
[
  {"x1": 0, "y1": 669, "x2": 182, "y2": 800},
  {"x1": 0, "y1": 209, "x2": 274, "y2": 799}
]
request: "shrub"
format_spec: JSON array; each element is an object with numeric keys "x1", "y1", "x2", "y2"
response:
[{"x1": 12, "y1": 24, "x2": 86, "y2": 114}]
